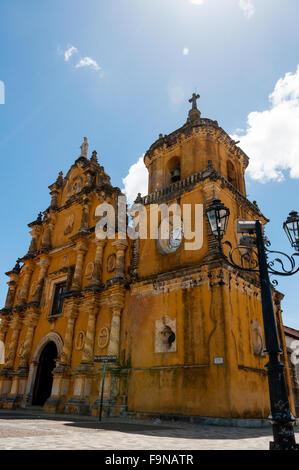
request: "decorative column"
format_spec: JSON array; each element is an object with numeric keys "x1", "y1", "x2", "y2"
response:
[
  {"x1": 48, "y1": 302, "x2": 79, "y2": 413},
  {"x1": 79, "y1": 198, "x2": 90, "y2": 233},
  {"x1": 4, "y1": 315, "x2": 22, "y2": 370},
  {"x1": 93, "y1": 289, "x2": 125, "y2": 417},
  {"x1": 69, "y1": 241, "x2": 88, "y2": 293},
  {"x1": 86, "y1": 239, "x2": 106, "y2": 290},
  {"x1": 107, "y1": 290, "x2": 125, "y2": 358},
  {"x1": 0, "y1": 318, "x2": 9, "y2": 344},
  {"x1": 67, "y1": 297, "x2": 99, "y2": 414},
  {"x1": 18, "y1": 313, "x2": 39, "y2": 370},
  {"x1": 50, "y1": 190, "x2": 59, "y2": 209},
  {"x1": 57, "y1": 300, "x2": 79, "y2": 370},
  {"x1": 15, "y1": 263, "x2": 34, "y2": 310},
  {"x1": 0, "y1": 318, "x2": 10, "y2": 402},
  {"x1": 28, "y1": 226, "x2": 41, "y2": 254},
  {"x1": 14, "y1": 312, "x2": 39, "y2": 405},
  {"x1": 82, "y1": 310, "x2": 97, "y2": 364},
  {"x1": 4, "y1": 281, "x2": 18, "y2": 311},
  {"x1": 112, "y1": 239, "x2": 128, "y2": 279},
  {"x1": 1, "y1": 262, "x2": 21, "y2": 314},
  {"x1": 27, "y1": 212, "x2": 43, "y2": 255},
  {"x1": 31, "y1": 257, "x2": 50, "y2": 305},
  {"x1": 48, "y1": 171, "x2": 63, "y2": 209},
  {"x1": 62, "y1": 314, "x2": 77, "y2": 367},
  {"x1": 41, "y1": 213, "x2": 56, "y2": 250}
]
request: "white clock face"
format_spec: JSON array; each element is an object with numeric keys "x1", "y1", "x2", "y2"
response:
[
  {"x1": 157, "y1": 220, "x2": 183, "y2": 254},
  {"x1": 168, "y1": 226, "x2": 183, "y2": 249}
]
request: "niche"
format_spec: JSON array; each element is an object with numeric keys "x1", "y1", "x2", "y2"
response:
[
  {"x1": 155, "y1": 315, "x2": 177, "y2": 353},
  {"x1": 227, "y1": 160, "x2": 238, "y2": 189},
  {"x1": 166, "y1": 157, "x2": 181, "y2": 185}
]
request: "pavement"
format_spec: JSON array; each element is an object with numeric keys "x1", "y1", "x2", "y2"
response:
[{"x1": 0, "y1": 408, "x2": 298, "y2": 450}]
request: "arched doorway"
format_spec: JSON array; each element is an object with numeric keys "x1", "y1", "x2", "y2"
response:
[{"x1": 32, "y1": 341, "x2": 57, "y2": 406}]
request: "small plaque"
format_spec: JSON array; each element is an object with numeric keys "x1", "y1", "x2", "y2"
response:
[
  {"x1": 94, "y1": 355, "x2": 118, "y2": 363},
  {"x1": 214, "y1": 357, "x2": 224, "y2": 365}
]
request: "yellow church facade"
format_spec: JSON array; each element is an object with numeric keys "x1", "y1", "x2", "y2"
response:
[{"x1": 0, "y1": 99, "x2": 295, "y2": 421}]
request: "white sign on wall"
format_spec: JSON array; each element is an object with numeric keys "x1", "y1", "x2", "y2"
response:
[{"x1": 214, "y1": 357, "x2": 224, "y2": 365}]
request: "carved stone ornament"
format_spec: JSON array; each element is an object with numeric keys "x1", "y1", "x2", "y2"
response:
[
  {"x1": 72, "y1": 176, "x2": 82, "y2": 194},
  {"x1": 251, "y1": 320, "x2": 265, "y2": 357},
  {"x1": 98, "y1": 327, "x2": 110, "y2": 349},
  {"x1": 66, "y1": 176, "x2": 83, "y2": 200},
  {"x1": 64, "y1": 214, "x2": 75, "y2": 235},
  {"x1": 85, "y1": 262, "x2": 94, "y2": 280},
  {"x1": 157, "y1": 217, "x2": 183, "y2": 255},
  {"x1": 75, "y1": 331, "x2": 86, "y2": 351},
  {"x1": 107, "y1": 254, "x2": 116, "y2": 273},
  {"x1": 155, "y1": 315, "x2": 177, "y2": 353}
]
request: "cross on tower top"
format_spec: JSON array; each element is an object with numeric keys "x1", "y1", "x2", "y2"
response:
[{"x1": 189, "y1": 93, "x2": 200, "y2": 110}]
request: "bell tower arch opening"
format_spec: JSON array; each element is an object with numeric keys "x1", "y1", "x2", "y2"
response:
[
  {"x1": 227, "y1": 160, "x2": 238, "y2": 189},
  {"x1": 32, "y1": 341, "x2": 57, "y2": 406},
  {"x1": 166, "y1": 156, "x2": 181, "y2": 186}
]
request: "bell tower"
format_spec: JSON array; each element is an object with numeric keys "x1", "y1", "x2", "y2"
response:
[{"x1": 144, "y1": 94, "x2": 248, "y2": 196}]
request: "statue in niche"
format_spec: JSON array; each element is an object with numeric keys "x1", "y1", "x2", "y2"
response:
[
  {"x1": 72, "y1": 175, "x2": 82, "y2": 194},
  {"x1": 64, "y1": 214, "x2": 75, "y2": 235},
  {"x1": 66, "y1": 175, "x2": 83, "y2": 201},
  {"x1": 155, "y1": 315, "x2": 176, "y2": 353}
]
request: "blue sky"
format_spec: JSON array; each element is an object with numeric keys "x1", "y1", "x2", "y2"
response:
[{"x1": 0, "y1": 0, "x2": 299, "y2": 328}]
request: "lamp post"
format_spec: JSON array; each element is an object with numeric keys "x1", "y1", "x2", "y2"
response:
[{"x1": 206, "y1": 200, "x2": 299, "y2": 451}]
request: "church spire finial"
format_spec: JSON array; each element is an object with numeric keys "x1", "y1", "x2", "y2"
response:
[
  {"x1": 188, "y1": 92, "x2": 200, "y2": 110},
  {"x1": 90, "y1": 150, "x2": 99, "y2": 164},
  {"x1": 187, "y1": 92, "x2": 201, "y2": 121}
]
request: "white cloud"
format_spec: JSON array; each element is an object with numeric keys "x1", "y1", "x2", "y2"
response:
[
  {"x1": 64, "y1": 46, "x2": 78, "y2": 62},
  {"x1": 239, "y1": 0, "x2": 255, "y2": 19},
  {"x1": 232, "y1": 65, "x2": 299, "y2": 182},
  {"x1": 75, "y1": 56, "x2": 101, "y2": 71},
  {"x1": 122, "y1": 156, "x2": 148, "y2": 205},
  {"x1": 190, "y1": 0, "x2": 204, "y2": 5},
  {"x1": 168, "y1": 85, "x2": 185, "y2": 106},
  {"x1": 60, "y1": 45, "x2": 101, "y2": 72},
  {"x1": 183, "y1": 48, "x2": 189, "y2": 56}
]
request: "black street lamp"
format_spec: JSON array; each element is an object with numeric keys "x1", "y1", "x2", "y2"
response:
[
  {"x1": 206, "y1": 201, "x2": 299, "y2": 451},
  {"x1": 283, "y1": 211, "x2": 299, "y2": 252}
]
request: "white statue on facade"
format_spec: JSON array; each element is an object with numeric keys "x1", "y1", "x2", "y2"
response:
[{"x1": 80, "y1": 137, "x2": 89, "y2": 158}]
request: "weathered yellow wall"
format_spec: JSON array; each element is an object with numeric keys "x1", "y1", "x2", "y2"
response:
[{"x1": 0, "y1": 124, "x2": 294, "y2": 420}]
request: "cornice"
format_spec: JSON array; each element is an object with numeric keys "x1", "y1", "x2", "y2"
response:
[
  {"x1": 136, "y1": 164, "x2": 267, "y2": 222},
  {"x1": 144, "y1": 118, "x2": 249, "y2": 169}
]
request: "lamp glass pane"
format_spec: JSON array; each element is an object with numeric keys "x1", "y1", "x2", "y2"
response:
[
  {"x1": 206, "y1": 200, "x2": 230, "y2": 239},
  {"x1": 207, "y1": 211, "x2": 217, "y2": 235},
  {"x1": 287, "y1": 222, "x2": 298, "y2": 244},
  {"x1": 219, "y1": 209, "x2": 228, "y2": 235},
  {"x1": 284, "y1": 213, "x2": 299, "y2": 249}
]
